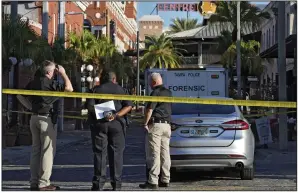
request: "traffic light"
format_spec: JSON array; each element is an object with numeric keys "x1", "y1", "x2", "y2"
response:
[{"x1": 109, "y1": 20, "x2": 116, "y2": 44}]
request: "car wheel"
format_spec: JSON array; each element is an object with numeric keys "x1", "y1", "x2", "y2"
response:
[{"x1": 240, "y1": 167, "x2": 254, "y2": 180}]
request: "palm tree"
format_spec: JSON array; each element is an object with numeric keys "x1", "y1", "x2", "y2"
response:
[
  {"x1": 221, "y1": 40, "x2": 264, "y2": 98},
  {"x1": 93, "y1": 36, "x2": 117, "y2": 67},
  {"x1": 209, "y1": 1, "x2": 270, "y2": 41},
  {"x1": 169, "y1": 18, "x2": 202, "y2": 34},
  {"x1": 2, "y1": 15, "x2": 52, "y2": 71},
  {"x1": 68, "y1": 30, "x2": 98, "y2": 63},
  {"x1": 140, "y1": 34, "x2": 183, "y2": 69}
]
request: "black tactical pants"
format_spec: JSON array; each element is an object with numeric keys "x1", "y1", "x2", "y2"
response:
[{"x1": 90, "y1": 119, "x2": 125, "y2": 189}]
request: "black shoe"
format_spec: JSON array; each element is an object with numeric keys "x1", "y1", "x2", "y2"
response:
[
  {"x1": 39, "y1": 185, "x2": 60, "y2": 191},
  {"x1": 30, "y1": 185, "x2": 39, "y2": 191},
  {"x1": 159, "y1": 182, "x2": 170, "y2": 187},
  {"x1": 139, "y1": 182, "x2": 158, "y2": 189},
  {"x1": 91, "y1": 186, "x2": 104, "y2": 191},
  {"x1": 112, "y1": 187, "x2": 121, "y2": 191},
  {"x1": 91, "y1": 184, "x2": 104, "y2": 191},
  {"x1": 111, "y1": 182, "x2": 121, "y2": 191}
]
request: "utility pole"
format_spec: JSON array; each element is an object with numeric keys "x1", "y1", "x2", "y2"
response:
[
  {"x1": 136, "y1": 31, "x2": 140, "y2": 110},
  {"x1": 277, "y1": 2, "x2": 288, "y2": 150},
  {"x1": 236, "y1": 1, "x2": 242, "y2": 99},
  {"x1": 11, "y1": 1, "x2": 18, "y2": 21},
  {"x1": 57, "y1": 1, "x2": 65, "y2": 132},
  {"x1": 11, "y1": 1, "x2": 18, "y2": 125},
  {"x1": 42, "y1": 2, "x2": 49, "y2": 39}
]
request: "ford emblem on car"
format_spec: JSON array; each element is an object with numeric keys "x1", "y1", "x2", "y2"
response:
[{"x1": 195, "y1": 120, "x2": 203, "y2": 123}]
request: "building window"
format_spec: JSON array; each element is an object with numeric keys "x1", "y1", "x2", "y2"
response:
[
  {"x1": 154, "y1": 25, "x2": 158, "y2": 29},
  {"x1": 268, "y1": 28, "x2": 271, "y2": 47},
  {"x1": 53, "y1": 14, "x2": 56, "y2": 37},
  {"x1": 94, "y1": 30, "x2": 102, "y2": 39},
  {"x1": 287, "y1": 13, "x2": 290, "y2": 36},
  {"x1": 262, "y1": 33, "x2": 265, "y2": 51},
  {"x1": 272, "y1": 25, "x2": 275, "y2": 45},
  {"x1": 149, "y1": 25, "x2": 152, "y2": 29},
  {"x1": 266, "y1": 29, "x2": 269, "y2": 48},
  {"x1": 143, "y1": 26, "x2": 147, "y2": 29}
]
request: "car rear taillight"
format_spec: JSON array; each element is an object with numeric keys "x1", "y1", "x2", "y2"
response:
[{"x1": 221, "y1": 120, "x2": 249, "y2": 130}]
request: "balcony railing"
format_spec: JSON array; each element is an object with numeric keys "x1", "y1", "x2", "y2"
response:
[
  {"x1": 181, "y1": 57, "x2": 198, "y2": 65},
  {"x1": 181, "y1": 54, "x2": 222, "y2": 66}
]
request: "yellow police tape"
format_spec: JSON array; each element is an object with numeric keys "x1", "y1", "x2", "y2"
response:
[{"x1": 2, "y1": 89, "x2": 297, "y2": 108}]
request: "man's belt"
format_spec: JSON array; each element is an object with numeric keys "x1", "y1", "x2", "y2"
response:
[
  {"x1": 150, "y1": 118, "x2": 170, "y2": 124},
  {"x1": 33, "y1": 113, "x2": 50, "y2": 117}
]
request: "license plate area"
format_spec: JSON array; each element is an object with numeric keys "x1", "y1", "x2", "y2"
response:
[{"x1": 189, "y1": 127, "x2": 209, "y2": 137}]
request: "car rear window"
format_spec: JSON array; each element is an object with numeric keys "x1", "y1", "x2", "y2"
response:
[{"x1": 172, "y1": 103, "x2": 236, "y2": 115}]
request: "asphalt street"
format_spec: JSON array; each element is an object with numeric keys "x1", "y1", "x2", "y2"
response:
[{"x1": 2, "y1": 123, "x2": 297, "y2": 191}]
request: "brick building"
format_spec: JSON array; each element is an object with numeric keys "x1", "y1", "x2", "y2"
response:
[
  {"x1": 83, "y1": 1, "x2": 138, "y2": 52},
  {"x1": 2, "y1": 1, "x2": 85, "y2": 45},
  {"x1": 138, "y1": 15, "x2": 164, "y2": 47}
]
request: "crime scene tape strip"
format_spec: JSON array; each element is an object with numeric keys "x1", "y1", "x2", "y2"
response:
[{"x1": 2, "y1": 89, "x2": 297, "y2": 108}]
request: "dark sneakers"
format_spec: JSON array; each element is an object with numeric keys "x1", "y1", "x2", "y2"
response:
[
  {"x1": 139, "y1": 182, "x2": 158, "y2": 189},
  {"x1": 91, "y1": 183, "x2": 104, "y2": 191},
  {"x1": 39, "y1": 185, "x2": 60, "y2": 191},
  {"x1": 159, "y1": 182, "x2": 170, "y2": 188},
  {"x1": 111, "y1": 182, "x2": 121, "y2": 191},
  {"x1": 30, "y1": 185, "x2": 39, "y2": 191}
]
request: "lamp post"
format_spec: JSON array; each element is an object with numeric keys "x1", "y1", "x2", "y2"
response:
[
  {"x1": 79, "y1": 64, "x2": 99, "y2": 130},
  {"x1": 136, "y1": 30, "x2": 140, "y2": 110}
]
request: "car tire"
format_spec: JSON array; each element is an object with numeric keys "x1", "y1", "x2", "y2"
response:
[{"x1": 240, "y1": 167, "x2": 254, "y2": 180}]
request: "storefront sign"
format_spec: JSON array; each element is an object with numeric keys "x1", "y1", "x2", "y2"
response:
[{"x1": 156, "y1": 2, "x2": 217, "y2": 16}]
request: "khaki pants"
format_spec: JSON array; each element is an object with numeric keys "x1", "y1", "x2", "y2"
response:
[
  {"x1": 146, "y1": 123, "x2": 171, "y2": 185},
  {"x1": 30, "y1": 115, "x2": 57, "y2": 188}
]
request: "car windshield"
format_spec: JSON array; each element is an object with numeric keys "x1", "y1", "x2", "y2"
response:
[{"x1": 172, "y1": 103, "x2": 236, "y2": 115}]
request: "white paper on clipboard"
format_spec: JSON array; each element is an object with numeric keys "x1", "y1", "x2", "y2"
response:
[{"x1": 94, "y1": 101, "x2": 116, "y2": 120}]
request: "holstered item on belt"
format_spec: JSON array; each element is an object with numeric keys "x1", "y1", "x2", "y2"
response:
[
  {"x1": 148, "y1": 117, "x2": 155, "y2": 125},
  {"x1": 49, "y1": 109, "x2": 58, "y2": 125}
]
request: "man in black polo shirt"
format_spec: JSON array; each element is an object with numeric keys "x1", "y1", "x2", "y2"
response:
[
  {"x1": 139, "y1": 72, "x2": 172, "y2": 189},
  {"x1": 25, "y1": 60, "x2": 73, "y2": 191},
  {"x1": 86, "y1": 70, "x2": 133, "y2": 191}
]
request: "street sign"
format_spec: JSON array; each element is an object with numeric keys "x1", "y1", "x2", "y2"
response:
[{"x1": 156, "y1": 1, "x2": 217, "y2": 17}]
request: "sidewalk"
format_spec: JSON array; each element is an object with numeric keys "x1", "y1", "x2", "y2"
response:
[
  {"x1": 2, "y1": 130, "x2": 91, "y2": 165},
  {"x1": 255, "y1": 141, "x2": 297, "y2": 160}
]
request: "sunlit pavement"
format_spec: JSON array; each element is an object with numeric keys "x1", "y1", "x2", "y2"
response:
[{"x1": 2, "y1": 123, "x2": 296, "y2": 191}]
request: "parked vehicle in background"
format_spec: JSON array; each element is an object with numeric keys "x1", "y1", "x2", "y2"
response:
[
  {"x1": 145, "y1": 66, "x2": 229, "y2": 98},
  {"x1": 170, "y1": 96, "x2": 255, "y2": 180}
]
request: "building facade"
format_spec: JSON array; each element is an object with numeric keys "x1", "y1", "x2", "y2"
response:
[
  {"x1": 2, "y1": 1, "x2": 85, "y2": 45},
  {"x1": 259, "y1": 1, "x2": 297, "y2": 101},
  {"x1": 138, "y1": 15, "x2": 164, "y2": 47},
  {"x1": 83, "y1": 1, "x2": 137, "y2": 53}
]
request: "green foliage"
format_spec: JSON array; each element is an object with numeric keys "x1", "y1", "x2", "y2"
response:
[
  {"x1": 140, "y1": 34, "x2": 183, "y2": 69},
  {"x1": 168, "y1": 18, "x2": 202, "y2": 34},
  {"x1": 209, "y1": 1, "x2": 271, "y2": 41},
  {"x1": 221, "y1": 40, "x2": 264, "y2": 77},
  {"x1": 2, "y1": 15, "x2": 52, "y2": 71}
]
